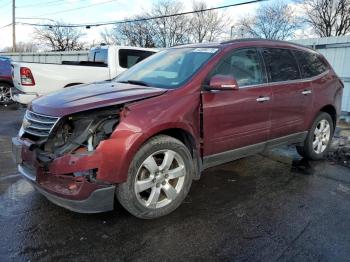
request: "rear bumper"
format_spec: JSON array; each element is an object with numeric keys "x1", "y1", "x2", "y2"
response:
[
  {"x1": 12, "y1": 93, "x2": 38, "y2": 105},
  {"x1": 13, "y1": 137, "x2": 116, "y2": 213}
]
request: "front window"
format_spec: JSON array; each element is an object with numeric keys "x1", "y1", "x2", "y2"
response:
[
  {"x1": 115, "y1": 47, "x2": 219, "y2": 89},
  {"x1": 209, "y1": 48, "x2": 265, "y2": 87}
]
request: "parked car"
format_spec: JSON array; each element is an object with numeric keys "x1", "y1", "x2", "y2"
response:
[
  {"x1": 0, "y1": 56, "x2": 14, "y2": 105},
  {"x1": 12, "y1": 39, "x2": 343, "y2": 219},
  {"x1": 11, "y1": 45, "x2": 158, "y2": 105}
]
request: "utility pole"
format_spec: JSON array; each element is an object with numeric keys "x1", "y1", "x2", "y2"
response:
[{"x1": 12, "y1": 0, "x2": 16, "y2": 52}]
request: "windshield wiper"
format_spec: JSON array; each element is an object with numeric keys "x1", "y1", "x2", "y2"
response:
[{"x1": 118, "y1": 80, "x2": 150, "y2": 87}]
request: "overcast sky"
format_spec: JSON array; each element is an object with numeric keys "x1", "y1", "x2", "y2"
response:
[{"x1": 0, "y1": 0, "x2": 307, "y2": 50}]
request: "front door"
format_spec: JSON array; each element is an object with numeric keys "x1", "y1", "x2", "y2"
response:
[{"x1": 202, "y1": 48, "x2": 272, "y2": 157}]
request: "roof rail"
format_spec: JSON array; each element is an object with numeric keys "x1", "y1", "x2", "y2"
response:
[
  {"x1": 220, "y1": 38, "x2": 265, "y2": 44},
  {"x1": 220, "y1": 38, "x2": 315, "y2": 50}
]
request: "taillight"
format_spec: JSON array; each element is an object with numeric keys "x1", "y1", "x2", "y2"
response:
[{"x1": 20, "y1": 67, "x2": 35, "y2": 86}]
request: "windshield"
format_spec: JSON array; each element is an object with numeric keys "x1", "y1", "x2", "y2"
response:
[{"x1": 115, "y1": 47, "x2": 219, "y2": 89}]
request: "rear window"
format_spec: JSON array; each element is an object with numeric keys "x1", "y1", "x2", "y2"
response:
[
  {"x1": 262, "y1": 48, "x2": 300, "y2": 82},
  {"x1": 293, "y1": 50, "x2": 329, "y2": 78},
  {"x1": 88, "y1": 49, "x2": 108, "y2": 64},
  {"x1": 119, "y1": 49, "x2": 155, "y2": 69}
]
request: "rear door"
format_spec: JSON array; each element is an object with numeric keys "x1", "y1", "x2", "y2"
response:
[
  {"x1": 202, "y1": 48, "x2": 272, "y2": 156},
  {"x1": 261, "y1": 48, "x2": 313, "y2": 139}
]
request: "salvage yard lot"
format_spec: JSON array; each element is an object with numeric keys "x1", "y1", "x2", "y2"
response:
[{"x1": 1, "y1": 106, "x2": 350, "y2": 261}]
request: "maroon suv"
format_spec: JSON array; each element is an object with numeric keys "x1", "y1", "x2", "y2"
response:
[{"x1": 12, "y1": 39, "x2": 343, "y2": 218}]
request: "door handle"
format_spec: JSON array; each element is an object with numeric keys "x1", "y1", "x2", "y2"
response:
[
  {"x1": 302, "y1": 89, "x2": 312, "y2": 95},
  {"x1": 256, "y1": 96, "x2": 271, "y2": 103}
]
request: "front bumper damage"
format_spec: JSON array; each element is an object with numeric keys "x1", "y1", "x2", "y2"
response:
[{"x1": 12, "y1": 137, "x2": 116, "y2": 213}]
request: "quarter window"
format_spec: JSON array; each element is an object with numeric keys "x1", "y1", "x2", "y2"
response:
[
  {"x1": 262, "y1": 48, "x2": 300, "y2": 82},
  {"x1": 211, "y1": 48, "x2": 265, "y2": 87},
  {"x1": 293, "y1": 50, "x2": 329, "y2": 78}
]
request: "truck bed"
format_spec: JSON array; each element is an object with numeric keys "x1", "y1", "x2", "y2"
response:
[{"x1": 12, "y1": 61, "x2": 110, "y2": 97}]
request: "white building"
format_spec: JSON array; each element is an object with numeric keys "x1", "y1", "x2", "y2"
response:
[{"x1": 1, "y1": 50, "x2": 88, "y2": 64}]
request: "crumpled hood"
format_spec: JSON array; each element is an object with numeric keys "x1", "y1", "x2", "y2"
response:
[{"x1": 30, "y1": 82, "x2": 167, "y2": 117}]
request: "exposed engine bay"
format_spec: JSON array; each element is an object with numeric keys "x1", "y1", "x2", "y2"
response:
[{"x1": 22, "y1": 106, "x2": 121, "y2": 166}]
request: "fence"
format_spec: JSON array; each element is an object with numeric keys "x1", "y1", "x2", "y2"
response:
[{"x1": 0, "y1": 51, "x2": 88, "y2": 64}]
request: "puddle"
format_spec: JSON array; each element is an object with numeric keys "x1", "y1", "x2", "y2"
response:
[
  {"x1": 291, "y1": 158, "x2": 314, "y2": 175},
  {"x1": 5, "y1": 179, "x2": 34, "y2": 199},
  {"x1": 0, "y1": 178, "x2": 35, "y2": 216}
]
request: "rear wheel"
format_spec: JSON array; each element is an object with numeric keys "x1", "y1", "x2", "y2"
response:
[
  {"x1": 116, "y1": 135, "x2": 193, "y2": 219},
  {"x1": 296, "y1": 112, "x2": 334, "y2": 160},
  {"x1": 0, "y1": 83, "x2": 12, "y2": 105}
]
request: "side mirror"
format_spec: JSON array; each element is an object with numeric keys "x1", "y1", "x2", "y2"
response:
[{"x1": 208, "y1": 74, "x2": 239, "y2": 91}]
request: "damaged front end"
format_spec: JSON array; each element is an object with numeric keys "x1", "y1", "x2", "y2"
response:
[
  {"x1": 14, "y1": 106, "x2": 122, "y2": 213},
  {"x1": 24, "y1": 107, "x2": 120, "y2": 167}
]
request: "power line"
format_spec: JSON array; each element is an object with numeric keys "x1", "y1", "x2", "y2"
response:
[
  {"x1": 18, "y1": 0, "x2": 266, "y2": 28},
  {"x1": 16, "y1": 17, "x2": 56, "y2": 22},
  {"x1": 17, "y1": 0, "x2": 90, "y2": 9},
  {"x1": 17, "y1": 0, "x2": 64, "y2": 8},
  {"x1": 0, "y1": 22, "x2": 12, "y2": 30},
  {"x1": 36, "y1": 0, "x2": 116, "y2": 17}
]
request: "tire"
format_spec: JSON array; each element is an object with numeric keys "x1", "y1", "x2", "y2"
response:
[
  {"x1": 296, "y1": 112, "x2": 334, "y2": 160},
  {"x1": 0, "y1": 83, "x2": 13, "y2": 105},
  {"x1": 116, "y1": 135, "x2": 194, "y2": 219}
]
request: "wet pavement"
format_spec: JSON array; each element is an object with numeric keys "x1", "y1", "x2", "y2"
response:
[{"x1": 1, "y1": 106, "x2": 350, "y2": 261}]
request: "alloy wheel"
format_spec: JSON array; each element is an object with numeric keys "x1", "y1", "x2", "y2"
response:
[
  {"x1": 134, "y1": 149, "x2": 186, "y2": 209},
  {"x1": 0, "y1": 85, "x2": 11, "y2": 104},
  {"x1": 313, "y1": 119, "x2": 331, "y2": 154}
]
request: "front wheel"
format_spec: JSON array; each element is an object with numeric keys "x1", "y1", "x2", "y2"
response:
[
  {"x1": 116, "y1": 135, "x2": 193, "y2": 219},
  {"x1": 296, "y1": 112, "x2": 334, "y2": 160}
]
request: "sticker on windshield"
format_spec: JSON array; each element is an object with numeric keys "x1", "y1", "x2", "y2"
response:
[{"x1": 193, "y1": 48, "x2": 218, "y2": 53}]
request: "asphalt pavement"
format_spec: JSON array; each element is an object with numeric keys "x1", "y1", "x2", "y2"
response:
[{"x1": 1, "y1": 106, "x2": 350, "y2": 262}]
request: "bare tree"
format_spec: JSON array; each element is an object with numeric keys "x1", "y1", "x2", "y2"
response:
[
  {"x1": 148, "y1": 0, "x2": 190, "y2": 47},
  {"x1": 113, "y1": 16, "x2": 156, "y2": 47},
  {"x1": 104, "y1": 0, "x2": 230, "y2": 48},
  {"x1": 189, "y1": 0, "x2": 230, "y2": 43},
  {"x1": 100, "y1": 28, "x2": 120, "y2": 45},
  {"x1": 34, "y1": 21, "x2": 86, "y2": 51},
  {"x1": 303, "y1": 0, "x2": 350, "y2": 37},
  {"x1": 1, "y1": 42, "x2": 38, "y2": 52},
  {"x1": 234, "y1": 1, "x2": 299, "y2": 40}
]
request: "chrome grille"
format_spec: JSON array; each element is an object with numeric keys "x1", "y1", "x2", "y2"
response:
[{"x1": 23, "y1": 110, "x2": 60, "y2": 137}]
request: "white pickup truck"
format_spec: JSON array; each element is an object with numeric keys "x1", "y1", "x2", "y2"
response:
[{"x1": 11, "y1": 45, "x2": 157, "y2": 104}]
